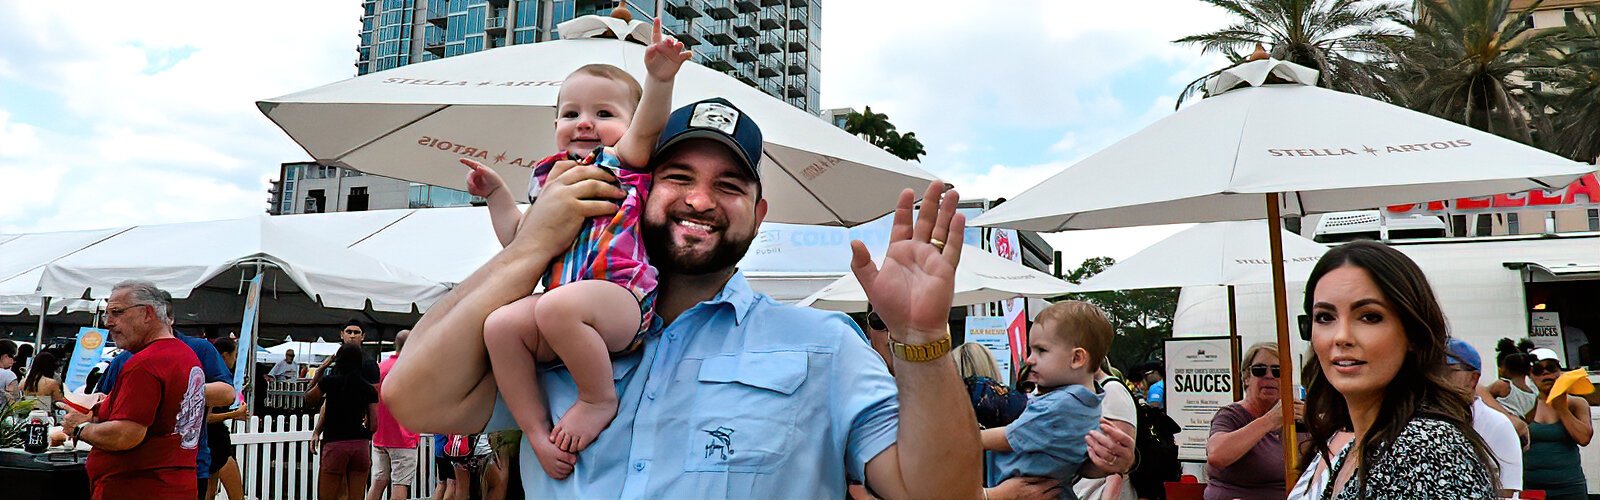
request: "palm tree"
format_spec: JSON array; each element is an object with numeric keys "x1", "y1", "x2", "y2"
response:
[
  {"x1": 1523, "y1": 7, "x2": 1600, "y2": 162},
  {"x1": 844, "y1": 106, "x2": 895, "y2": 144},
  {"x1": 883, "y1": 131, "x2": 927, "y2": 162},
  {"x1": 1389, "y1": 0, "x2": 1543, "y2": 143},
  {"x1": 1174, "y1": 0, "x2": 1408, "y2": 107},
  {"x1": 844, "y1": 106, "x2": 926, "y2": 162}
]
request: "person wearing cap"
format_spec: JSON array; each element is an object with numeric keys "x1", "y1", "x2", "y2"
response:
[
  {"x1": 1443, "y1": 338, "x2": 1523, "y2": 497},
  {"x1": 1525, "y1": 348, "x2": 1592, "y2": 499},
  {"x1": 386, "y1": 97, "x2": 1134, "y2": 500}
]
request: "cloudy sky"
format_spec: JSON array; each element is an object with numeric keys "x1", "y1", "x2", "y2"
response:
[{"x1": 0, "y1": 0, "x2": 1231, "y2": 266}]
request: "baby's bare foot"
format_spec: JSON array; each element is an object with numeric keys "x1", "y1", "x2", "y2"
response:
[
  {"x1": 530, "y1": 431, "x2": 576, "y2": 480},
  {"x1": 551, "y1": 398, "x2": 619, "y2": 453}
]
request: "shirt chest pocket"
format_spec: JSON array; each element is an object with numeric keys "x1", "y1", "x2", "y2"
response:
[{"x1": 683, "y1": 350, "x2": 809, "y2": 474}]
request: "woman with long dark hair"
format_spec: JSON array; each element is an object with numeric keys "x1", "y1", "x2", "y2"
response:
[
  {"x1": 1292, "y1": 241, "x2": 1496, "y2": 499},
  {"x1": 311, "y1": 344, "x2": 378, "y2": 500},
  {"x1": 21, "y1": 351, "x2": 64, "y2": 406}
]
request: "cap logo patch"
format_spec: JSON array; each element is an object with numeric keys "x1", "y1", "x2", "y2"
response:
[{"x1": 689, "y1": 101, "x2": 739, "y2": 134}]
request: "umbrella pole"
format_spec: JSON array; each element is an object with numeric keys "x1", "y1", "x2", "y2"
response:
[
  {"x1": 1266, "y1": 194, "x2": 1298, "y2": 491},
  {"x1": 32, "y1": 297, "x2": 50, "y2": 371},
  {"x1": 1228, "y1": 285, "x2": 1242, "y2": 401}
]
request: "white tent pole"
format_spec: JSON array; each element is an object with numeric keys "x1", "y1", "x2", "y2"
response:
[
  {"x1": 1266, "y1": 193, "x2": 1297, "y2": 491},
  {"x1": 31, "y1": 296, "x2": 50, "y2": 371}
]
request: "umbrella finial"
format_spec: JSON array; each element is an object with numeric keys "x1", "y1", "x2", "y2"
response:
[
  {"x1": 610, "y1": 6, "x2": 633, "y2": 23},
  {"x1": 1247, "y1": 43, "x2": 1270, "y2": 62}
]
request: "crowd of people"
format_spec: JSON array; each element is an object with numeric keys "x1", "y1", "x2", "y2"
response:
[{"x1": 10, "y1": 13, "x2": 1597, "y2": 500}]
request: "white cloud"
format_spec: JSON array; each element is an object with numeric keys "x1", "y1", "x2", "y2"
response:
[{"x1": 0, "y1": 0, "x2": 359, "y2": 232}]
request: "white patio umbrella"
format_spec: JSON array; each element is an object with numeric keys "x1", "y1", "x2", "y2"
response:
[
  {"x1": 1070, "y1": 221, "x2": 1328, "y2": 399},
  {"x1": 971, "y1": 57, "x2": 1597, "y2": 481},
  {"x1": 798, "y1": 244, "x2": 1073, "y2": 312},
  {"x1": 258, "y1": 14, "x2": 936, "y2": 227},
  {"x1": 1070, "y1": 221, "x2": 1327, "y2": 293}
]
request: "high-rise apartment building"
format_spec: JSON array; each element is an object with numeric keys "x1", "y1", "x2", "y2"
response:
[
  {"x1": 356, "y1": 0, "x2": 821, "y2": 113},
  {"x1": 271, "y1": 0, "x2": 824, "y2": 215}
]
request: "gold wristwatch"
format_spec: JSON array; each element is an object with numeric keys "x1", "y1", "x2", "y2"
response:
[{"x1": 889, "y1": 332, "x2": 953, "y2": 362}]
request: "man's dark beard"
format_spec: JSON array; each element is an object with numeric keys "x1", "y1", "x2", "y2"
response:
[{"x1": 641, "y1": 214, "x2": 755, "y2": 276}]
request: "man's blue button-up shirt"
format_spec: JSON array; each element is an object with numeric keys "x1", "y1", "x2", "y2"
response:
[{"x1": 489, "y1": 272, "x2": 901, "y2": 499}]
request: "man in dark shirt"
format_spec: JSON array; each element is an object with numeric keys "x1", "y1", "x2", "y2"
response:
[{"x1": 305, "y1": 320, "x2": 378, "y2": 407}]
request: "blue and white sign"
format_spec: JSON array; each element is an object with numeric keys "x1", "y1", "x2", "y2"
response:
[{"x1": 63, "y1": 327, "x2": 108, "y2": 393}]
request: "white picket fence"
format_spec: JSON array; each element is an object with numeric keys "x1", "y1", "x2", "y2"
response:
[
  {"x1": 224, "y1": 415, "x2": 446, "y2": 500},
  {"x1": 261, "y1": 379, "x2": 315, "y2": 412}
]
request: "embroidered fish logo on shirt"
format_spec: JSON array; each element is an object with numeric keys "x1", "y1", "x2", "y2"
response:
[{"x1": 703, "y1": 426, "x2": 736, "y2": 460}]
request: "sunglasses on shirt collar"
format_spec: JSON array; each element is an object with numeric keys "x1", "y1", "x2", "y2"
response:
[{"x1": 867, "y1": 312, "x2": 886, "y2": 331}]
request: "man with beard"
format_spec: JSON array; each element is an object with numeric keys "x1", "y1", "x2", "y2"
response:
[{"x1": 386, "y1": 98, "x2": 1132, "y2": 499}]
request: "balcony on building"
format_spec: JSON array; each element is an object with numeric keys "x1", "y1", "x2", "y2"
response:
[
  {"x1": 785, "y1": 76, "x2": 805, "y2": 98},
  {"x1": 757, "y1": 54, "x2": 781, "y2": 77},
  {"x1": 758, "y1": 32, "x2": 781, "y2": 53},
  {"x1": 734, "y1": 66, "x2": 758, "y2": 87},
  {"x1": 705, "y1": 23, "x2": 735, "y2": 46},
  {"x1": 787, "y1": 8, "x2": 807, "y2": 30},
  {"x1": 487, "y1": 0, "x2": 507, "y2": 7},
  {"x1": 427, "y1": 9, "x2": 449, "y2": 26},
  {"x1": 486, "y1": 15, "x2": 508, "y2": 35},
  {"x1": 707, "y1": 0, "x2": 735, "y2": 20},
  {"x1": 786, "y1": 52, "x2": 806, "y2": 74},
  {"x1": 733, "y1": 17, "x2": 758, "y2": 37},
  {"x1": 733, "y1": 40, "x2": 757, "y2": 62},
  {"x1": 760, "y1": 5, "x2": 784, "y2": 30},
  {"x1": 787, "y1": 0, "x2": 807, "y2": 7},
  {"x1": 760, "y1": 77, "x2": 782, "y2": 97},
  {"x1": 734, "y1": 0, "x2": 758, "y2": 13},
  {"x1": 785, "y1": 30, "x2": 806, "y2": 51},
  {"x1": 425, "y1": 36, "x2": 446, "y2": 56},
  {"x1": 667, "y1": 0, "x2": 703, "y2": 19},
  {"x1": 760, "y1": 0, "x2": 782, "y2": 6},
  {"x1": 676, "y1": 25, "x2": 701, "y2": 46},
  {"x1": 702, "y1": 52, "x2": 734, "y2": 72}
]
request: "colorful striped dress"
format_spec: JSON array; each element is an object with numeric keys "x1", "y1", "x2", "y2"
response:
[{"x1": 527, "y1": 148, "x2": 657, "y2": 341}]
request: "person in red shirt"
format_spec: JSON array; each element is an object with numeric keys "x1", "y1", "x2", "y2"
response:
[
  {"x1": 61, "y1": 280, "x2": 206, "y2": 500},
  {"x1": 366, "y1": 329, "x2": 421, "y2": 500}
]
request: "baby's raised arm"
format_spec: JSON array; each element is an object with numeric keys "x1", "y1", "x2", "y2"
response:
[
  {"x1": 463, "y1": 158, "x2": 523, "y2": 247},
  {"x1": 615, "y1": 19, "x2": 691, "y2": 169}
]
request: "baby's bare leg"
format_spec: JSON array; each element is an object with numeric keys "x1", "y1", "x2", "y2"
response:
[
  {"x1": 534, "y1": 280, "x2": 643, "y2": 453},
  {"x1": 482, "y1": 296, "x2": 576, "y2": 479}
]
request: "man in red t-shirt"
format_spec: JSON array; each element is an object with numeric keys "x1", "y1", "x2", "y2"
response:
[{"x1": 61, "y1": 280, "x2": 206, "y2": 500}]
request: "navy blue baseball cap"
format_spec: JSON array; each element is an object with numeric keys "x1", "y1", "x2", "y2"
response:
[{"x1": 655, "y1": 97, "x2": 764, "y2": 189}]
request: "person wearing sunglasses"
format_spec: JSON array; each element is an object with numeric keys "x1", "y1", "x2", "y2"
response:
[
  {"x1": 1524, "y1": 348, "x2": 1593, "y2": 500},
  {"x1": 1203, "y1": 342, "x2": 1307, "y2": 500}
]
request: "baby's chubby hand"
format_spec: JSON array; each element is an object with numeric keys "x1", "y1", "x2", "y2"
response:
[
  {"x1": 644, "y1": 18, "x2": 692, "y2": 82},
  {"x1": 462, "y1": 158, "x2": 508, "y2": 199}
]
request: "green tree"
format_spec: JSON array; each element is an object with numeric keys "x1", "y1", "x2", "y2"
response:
[
  {"x1": 1524, "y1": 7, "x2": 1600, "y2": 162},
  {"x1": 844, "y1": 106, "x2": 927, "y2": 162},
  {"x1": 1058, "y1": 257, "x2": 1180, "y2": 375},
  {"x1": 1173, "y1": 0, "x2": 1408, "y2": 107},
  {"x1": 1389, "y1": 0, "x2": 1544, "y2": 143}
]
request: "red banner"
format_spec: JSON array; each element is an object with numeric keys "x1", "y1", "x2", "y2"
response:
[{"x1": 1386, "y1": 173, "x2": 1599, "y2": 215}]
